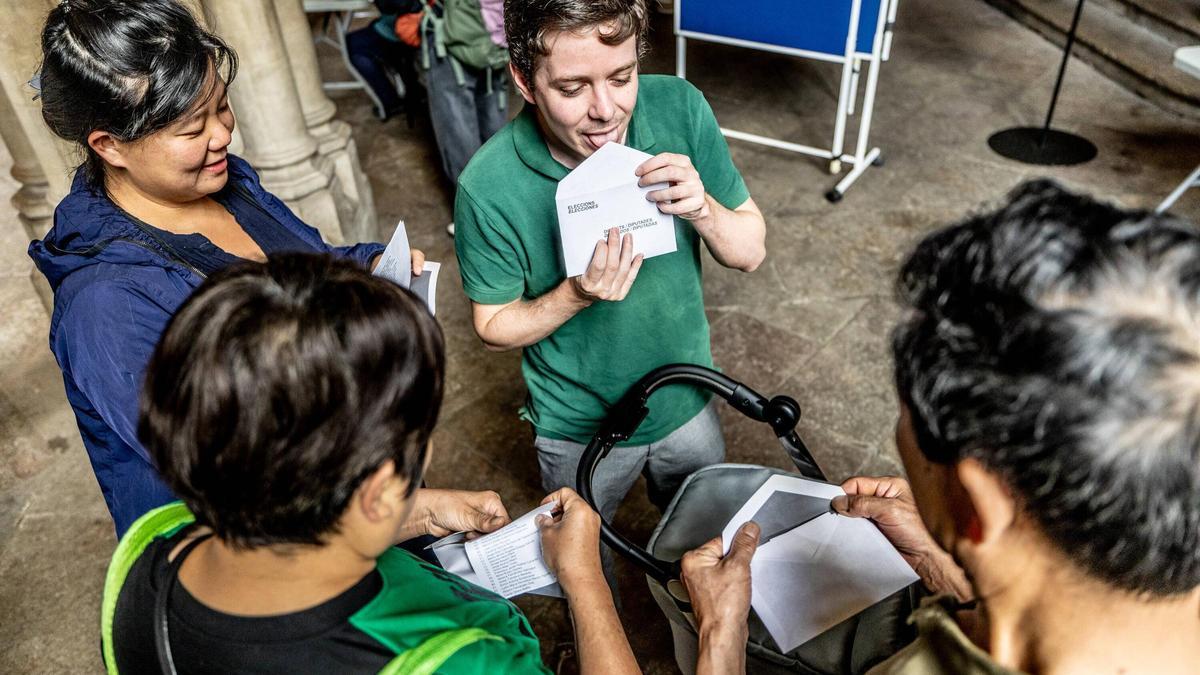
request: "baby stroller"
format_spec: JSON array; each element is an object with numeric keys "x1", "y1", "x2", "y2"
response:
[{"x1": 577, "y1": 364, "x2": 917, "y2": 674}]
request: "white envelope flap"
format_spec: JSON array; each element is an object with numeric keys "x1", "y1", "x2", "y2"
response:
[{"x1": 556, "y1": 141, "x2": 654, "y2": 197}]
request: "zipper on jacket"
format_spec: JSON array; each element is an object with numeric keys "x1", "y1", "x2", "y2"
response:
[{"x1": 46, "y1": 236, "x2": 207, "y2": 281}]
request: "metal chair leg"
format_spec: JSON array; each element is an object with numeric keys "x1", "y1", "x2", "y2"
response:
[{"x1": 1157, "y1": 163, "x2": 1200, "y2": 214}]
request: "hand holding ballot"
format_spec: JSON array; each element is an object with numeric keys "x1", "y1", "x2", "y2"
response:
[
  {"x1": 834, "y1": 475, "x2": 974, "y2": 602},
  {"x1": 689, "y1": 475, "x2": 919, "y2": 653},
  {"x1": 681, "y1": 521, "x2": 760, "y2": 633},
  {"x1": 636, "y1": 152, "x2": 713, "y2": 223},
  {"x1": 373, "y1": 220, "x2": 442, "y2": 314},
  {"x1": 569, "y1": 227, "x2": 645, "y2": 303},
  {"x1": 406, "y1": 488, "x2": 512, "y2": 540},
  {"x1": 534, "y1": 487, "x2": 605, "y2": 590},
  {"x1": 556, "y1": 142, "x2": 677, "y2": 278}
]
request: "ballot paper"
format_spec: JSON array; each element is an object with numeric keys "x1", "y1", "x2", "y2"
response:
[
  {"x1": 374, "y1": 220, "x2": 413, "y2": 288},
  {"x1": 372, "y1": 220, "x2": 441, "y2": 315},
  {"x1": 555, "y1": 142, "x2": 677, "y2": 277},
  {"x1": 722, "y1": 475, "x2": 919, "y2": 653},
  {"x1": 428, "y1": 502, "x2": 563, "y2": 599}
]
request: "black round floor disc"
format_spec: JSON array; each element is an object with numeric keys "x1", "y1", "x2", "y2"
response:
[{"x1": 987, "y1": 127, "x2": 1097, "y2": 166}]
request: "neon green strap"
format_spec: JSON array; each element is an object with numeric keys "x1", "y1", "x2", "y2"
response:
[
  {"x1": 101, "y1": 502, "x2": 195, "y2": 675},
  {"x1": 100, "y1": 503, "x2": 497, "y2": 675},
  {"x1": 378, "y1": 627, "x2": 502, "y2": 675}
]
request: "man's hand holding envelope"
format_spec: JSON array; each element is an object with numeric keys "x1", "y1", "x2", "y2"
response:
[{"x1": 556, "y1": 142, "x2": 695, "y2": 291}]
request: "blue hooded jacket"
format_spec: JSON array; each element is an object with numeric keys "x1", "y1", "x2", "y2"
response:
[{"x1": 28, "y1": 155, "x2": 384, "y2": 537}]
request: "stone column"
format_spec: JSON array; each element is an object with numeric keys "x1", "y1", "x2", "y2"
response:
[
  {"x1": 0, "y1": 1, "x2": 76, "y2": 203},
  {"x1": 202, "y1": 0, "x2": 351, "y2": 243},
  {"x1": 273, "y1": 0, "x2": 376, "y2": 243},
  {"x1": 0, "y1": 88, "x2": 55, "y2": 311},
  {"x1": 0, "y1": 0, "x2": 77, "y2": 312}
]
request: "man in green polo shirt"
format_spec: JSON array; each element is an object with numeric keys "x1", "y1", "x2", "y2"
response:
[{"x1": 454, "y1": 0, "x2": 766, "y2": 533}]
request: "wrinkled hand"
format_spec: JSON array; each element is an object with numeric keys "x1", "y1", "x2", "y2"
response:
[
  {"x1": 419, "y1": 489, "x2": 510, "y2": 539},
  {"x1": 571, "y1": 228, "x2": 644, "y2": 302},
  {"x1": 637, "y1": 152, "x2": 710, "y2": 222},
  {"x1": 833, "y1": 476, "x2": 972, "y2": 600},
  {"x1": 535, "y1": 488, "x2": 604, "y2": 590},
  {"x1": 832, "y1": 476, "x2": 936, "y2": 567},
  {"x1": 681, "y1": 521, "x2": 760, "y2": 639}
]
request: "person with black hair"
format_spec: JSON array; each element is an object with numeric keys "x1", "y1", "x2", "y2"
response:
[
  {"x1": 104, "y1": 253, "x2": 639, "y2": 674},
  {"x1": 26, "y1": 0, "x2": 422, "y2": 537},
  {"x1": 681, "y1": 181, "x2": 1200, "y2": 674}
]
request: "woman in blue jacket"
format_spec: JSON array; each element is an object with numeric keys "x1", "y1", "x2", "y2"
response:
[{"x1": 28, "y1": 0, "x2": 420, "y2": 536}]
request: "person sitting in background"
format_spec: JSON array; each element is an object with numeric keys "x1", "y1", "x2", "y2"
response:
[
  {"x1": 682, "y1": 181, "x2": 1200, "y2": 674},
  {"x1": 345, "y1": 0, "x2": 425, "y2": 123},
  {"x1": 105, "y1": 254, "x2": 640, "y2": 674},
  {"x1": 27, "y1": 0, "x2": 421, "y2": 537}
]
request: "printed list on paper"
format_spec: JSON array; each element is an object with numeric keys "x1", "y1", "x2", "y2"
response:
[{"x1": 464, "y1": 502, "x2": 558, "y2": 599}]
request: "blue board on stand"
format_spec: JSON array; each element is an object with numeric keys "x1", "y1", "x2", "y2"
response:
[{"x1": 679, "y1": 0, "x2": 883, "y2": 56}]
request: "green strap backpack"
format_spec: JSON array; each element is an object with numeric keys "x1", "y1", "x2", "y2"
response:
[
  {"x1": 419, "y1": 0, "x2": 508, "y2": 106},
  {"x1": 100, "y1": 503, "x2": 500, "y2": 675}
]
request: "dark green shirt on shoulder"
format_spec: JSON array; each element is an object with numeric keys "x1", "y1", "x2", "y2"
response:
[{"x1": 454, "y1": 74, "x2": 750, "y2": 445}]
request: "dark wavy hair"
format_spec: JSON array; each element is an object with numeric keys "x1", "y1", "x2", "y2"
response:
[
  {"x1": 893, "y1": 179, "x2": 1200, "y2": 596},
  {"x1": 38, "y1": 0, "x2": 238, "y2": 187},
  {"x1": 139, "y1": 254, "x2": 445, "y2": 549},
  {"x1": 504, "y1": 0, "x2": 649, "y2": 86}
]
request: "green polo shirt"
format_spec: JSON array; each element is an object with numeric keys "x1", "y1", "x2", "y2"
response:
[{"x1": 454, "y1": 74, "x2": 750, "y2": 445}]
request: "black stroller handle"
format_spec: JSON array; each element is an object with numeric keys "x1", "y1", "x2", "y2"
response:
[{"x1": 576, "y1": 364, "x2": 825, "y2": 585}]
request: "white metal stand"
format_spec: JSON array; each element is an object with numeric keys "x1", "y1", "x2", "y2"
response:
[
  {"x1": 675, "y1": 0, "x2": 898, "y2": 201},
  {"x1": 1158, "y1": 163, "x2": 1200, "y2": 214},
  {"x1": 1157, "y1": 46, "x2": 1200, "y2": 214}
]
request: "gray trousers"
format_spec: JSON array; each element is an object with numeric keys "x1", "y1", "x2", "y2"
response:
[
  {"x1": 421, "y1": 24, "x2": 508, "y2": 186},
  {"x1": 535, "y1": 398, "x2": 726, "y2": 532}
]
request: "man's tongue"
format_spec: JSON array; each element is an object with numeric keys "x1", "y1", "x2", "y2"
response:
[{"x1": 584, "y1": 128, "x2": 621, "y2": 150}]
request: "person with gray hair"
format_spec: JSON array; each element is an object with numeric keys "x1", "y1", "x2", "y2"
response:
[
  {"x1": 454, "y1": 0, "x2": 767, "y2": 581},
  {"x1": 682, "y1": 181, "x2": 1200, "y2": 673}
]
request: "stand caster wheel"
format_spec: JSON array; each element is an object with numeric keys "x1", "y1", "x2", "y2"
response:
[
  {"x1": 828, "y1": 159, "x2": 842, "y2": 174},
  {"x1": 825, "y1": 189, "x2": 843, "y2": 203},
  {"x1": 872, "y1": 154, "x2": 885, "y2": 167}
]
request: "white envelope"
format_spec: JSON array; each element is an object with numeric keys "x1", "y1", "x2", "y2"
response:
[
  {"x1": 427, "y1": 503, "x2": 564, "y2": 599},
  {"x1": 722, "y1": 475, "x2": 919, "y2": 653},
  {"x1": 555, "y1": 142, "x2": 678, "y2": 277}
]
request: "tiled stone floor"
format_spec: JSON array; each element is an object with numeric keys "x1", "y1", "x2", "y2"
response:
[{"x1": 2, "y1": 0, "x2": 1198, "y2": 672}]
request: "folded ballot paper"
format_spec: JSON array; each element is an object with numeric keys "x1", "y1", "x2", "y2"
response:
[
  {"x1": 555, "y1": 142, "x2": 677, "y2": 277},
  {"x1": 427, "y1": 502, "x2": 564, "y2": 599},
  {"x1": 373, "y1": 220, "x2": 441, "y2": 315},
  {"x1": 722, "y1": 475, "x2": 919, "y2": 653}
]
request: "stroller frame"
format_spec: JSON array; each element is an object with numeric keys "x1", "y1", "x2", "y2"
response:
[{"x1": 575, "y1": 363, "x2": 825, "y2": 587}]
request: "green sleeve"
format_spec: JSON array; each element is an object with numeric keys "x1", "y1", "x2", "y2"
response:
[
  {"x1": 688, "y1": 85, "x2": 751, "y2": 210},
  {"x1": 438, "y1": 634, "x2": 552, "y2": 674},
  {"x1": 453, "y1": 186, "x2": 527, "y2": 305}
]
